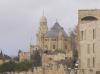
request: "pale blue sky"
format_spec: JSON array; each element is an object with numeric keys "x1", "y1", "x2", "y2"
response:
[{"x1": 0, "y1": 0, "x2": 100, "y2": 56}]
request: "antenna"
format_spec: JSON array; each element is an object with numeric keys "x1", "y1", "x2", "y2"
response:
[{"x1": 43, "y1": 9, "x2": 44, "y2": 16}]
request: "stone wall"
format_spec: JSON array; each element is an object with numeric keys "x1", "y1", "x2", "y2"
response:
[
  {"x1": 78, "y1": 10, "x2": 100, "y2": 74},
  {"x1": 7, "y1": 65, "x2": 73, "y2": 74}
]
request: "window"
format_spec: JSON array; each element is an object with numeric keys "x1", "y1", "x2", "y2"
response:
[
  {"x1": 52, "y1": 39, "x2": 56, "y2": 41},
  {"x1": 81, "y1": 31, "x2": 84, "y2": 40},
  {"x1": 93, "y1": 43, "x2": 95, "y2": 53},
  {"x1": 93, "y1": 57, "x2": 95, "y2": 67},
  {"x1": 93, "y1": 29, "x2": 96, "y2": 40},
  {"x1": 65, "y1": 45, "x2": 67, "y2": 49},
  {"x1": 53, "y1": 45, "x2": 56, "y2": 49},
  {"x1": 87, "y1": 44, "x2": 90, "y2": 54},
  {"x1": 87, "y1": 58, "x2": 90, "y2": 68},
  {"x1": 81, "y1": 16, "x2": 98, "y2": 21}
]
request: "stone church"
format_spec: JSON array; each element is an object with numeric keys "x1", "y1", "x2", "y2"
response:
[
  {"x1": 36, "y1": 15, "x2": 68, "y2": 50},
  {"x1": 19, "y1": 15, "x2": 72, "y2": 63}
]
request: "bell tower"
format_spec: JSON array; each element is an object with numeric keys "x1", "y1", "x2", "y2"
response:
[
  {"x1": 37, "y1": 15, "x2": 48, "y2": 48},
  {"x1": 39, "y1": 16, "x2": 48, "y2": 34}
]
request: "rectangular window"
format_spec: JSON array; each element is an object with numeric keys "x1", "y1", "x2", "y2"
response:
[
  {"x1": 93, "y1": 43, "x2": 95, "y2": 53},
  {"x1": 52, "y1": 39, "x2": 56, "y2": 41},
  {"x1": 87, "y1": 44, "x2": 90, "y2": 54},
  {"x1": 65, "y1": 45, "x2": 67, "y2": 49},
  {"x1": 81, "y1": 31, "x2": 84, "y2": 40},
  {"x1": 53, "y1": 45, "x2": 55, "y2": 49},
  {"x1": 93, "y1": 57, "x2": 95, "y2": 67},
  {"x1": 87, "y1": 58, "x2": 90, "y2": 68},
  {"x1": 93, "y1": 29, "x2": 96, "y2": 40}
]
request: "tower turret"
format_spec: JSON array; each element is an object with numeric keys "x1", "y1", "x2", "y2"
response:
[
  {"x1": 37, "y1": 15, "x2": 48, "y2": 48},
  {"x1": 39, "y1": 16, "x2": 48, "y2": 34}
]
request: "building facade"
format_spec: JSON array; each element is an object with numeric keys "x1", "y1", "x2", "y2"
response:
[
  {"x1": 36, "y1": 16, "x2": 68, "y2": 51},
  {"x1": 78, "y1": 10, "x2": 100, "y2": 74},
  {"x1": 18, "y1": 50, "x2": 30, "y2": 62},
  {"x1": 18, "y1": 16, "x2": 71, "y2": 63}
]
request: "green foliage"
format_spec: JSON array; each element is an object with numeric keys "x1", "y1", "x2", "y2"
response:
[
  {"x1": 0, "y1": 51, "x2": 42, "y2": 73},
  {"x1": 15, "y1": 61, "x2": 33, "y2": 72},
  {"x1": 0, "y1": 61, "x2": 33, "y2": 73},
  {"x1": 0, "y1": 61, "x2": 16, "y2": 73}
]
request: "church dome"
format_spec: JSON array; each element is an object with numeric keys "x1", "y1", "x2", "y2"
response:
[
  {"x1": 44, "y1": 21, "x2": 67, "y2": 38},
  {"x1": 40, "y1": 16, "x2": 47, "y2": 23}
]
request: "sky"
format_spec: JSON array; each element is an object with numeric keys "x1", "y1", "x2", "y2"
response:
[{"x1": 0, "y1": 0, "x2": 100, "y2": 56}]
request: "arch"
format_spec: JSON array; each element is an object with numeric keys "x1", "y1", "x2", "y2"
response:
[{"x1": 81, "y1": 16, "x2": 98, "y2": 21}]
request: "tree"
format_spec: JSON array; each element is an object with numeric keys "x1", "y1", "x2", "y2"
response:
[
  {"x1": 0, "y1": 61, "x2": 33, "y2": 73},
  {"x1": 0, "y1": 61, "x2": 16, "y2": 73},
  {"x1": 15, "y1": 61, "x2": 33, "y2": 73}
]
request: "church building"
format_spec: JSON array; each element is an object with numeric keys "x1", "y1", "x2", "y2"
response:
[{"x1": 36, "y1": 15, "x2": 68, "y2": 51}]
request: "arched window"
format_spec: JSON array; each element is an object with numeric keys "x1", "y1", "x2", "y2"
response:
[
  {"x1": 53, "y1": 45, "x2": 56, "y2": 49},
  {"x1": 81, "y1": 16, "x2": 98, "y2": 21},
  {"x1": 93, "y1": 57, "x2": 95, "y2": 67}
]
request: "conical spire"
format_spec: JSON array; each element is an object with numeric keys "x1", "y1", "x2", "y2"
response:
[
  {"x1": 0, "y1": 50, "x2": 3, "y2": 59},
  {"x1": 0, "y1": 50, "x2": 3, "y2": 55},
  {"x1": 43, "y1": 9, "x2": 44, "y2": 16},
  {"x1": 40, "y1": 9, "x2": 47, "y2": 23}
]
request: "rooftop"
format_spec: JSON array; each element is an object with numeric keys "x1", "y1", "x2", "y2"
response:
[{"x1": 44, "y1": 22, "x2": 67, "y2": 38}]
